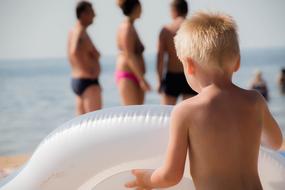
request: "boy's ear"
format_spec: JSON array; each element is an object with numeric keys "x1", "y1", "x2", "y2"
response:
[
  {"x1": 234, "y1": 56, "x2": 241, "y2": 72},
  {"x1": 186, "y1": 57, "x2": 195, "y2": 75}
]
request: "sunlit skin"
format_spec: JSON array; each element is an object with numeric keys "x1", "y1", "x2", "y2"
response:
[
  {"x1": 126, "y1": 11, "x2": 283, "y2": 186},
  {"x1": 157, "y1": 4, "x2": 193, "y2": 105},
  {"x1": 125, "y1": 54, "x2": 282, "y2": 190},
  {"x1": 68, "y1": 5, "x2": 102, "y2": 115},
  {"x1": 116, "y1": 2, "x2": 151, "y2": 105}
]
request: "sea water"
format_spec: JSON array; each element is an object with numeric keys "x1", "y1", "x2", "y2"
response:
[{"x1": 0, "y1": 48, "x2": 284, "y2": 155}]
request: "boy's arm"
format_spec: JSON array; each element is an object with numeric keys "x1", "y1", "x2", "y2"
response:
[
  {"x1": 69, "y1": 31, "x2": 84, "y2": 60},
  {"x1": 125, "y1": 105, "x2": 189, "y2": 189},
  {"x1": 260, "y1": 94, "x2": 283, "y2": 150}
]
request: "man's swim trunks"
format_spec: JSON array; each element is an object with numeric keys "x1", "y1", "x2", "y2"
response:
[
  {"x1": 71, "y1": 78, "x2": 100, "y2": 96},
  {"x1": 159, "y1": 72, "x2": 197, "y2": 97}
]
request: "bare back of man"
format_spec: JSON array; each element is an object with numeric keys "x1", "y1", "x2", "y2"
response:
[
  {"x1": 160, "y1": 18, "x2": 184, "y2": 73},
  {"x1": 185, "y1": 86, "x2": 265, "y2": 190},
  {"x1": 158, "y1": 17, "x2": 197, "y2": 104},
  {"x1": 68, "y1": 22, "x2": 102, "y2": 115}
]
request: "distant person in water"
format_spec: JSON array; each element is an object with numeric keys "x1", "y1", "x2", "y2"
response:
[
  {"x1": 250, "y1": 70, "x2": 269, "y2": 101},
  {"x1": 68, "y1": 1, "x2": 102, "y2": 115},
  {"x1": 278, "y1": 68, "x2": 285, "y2": 94},
  {"x1": 157, "y1": 0, "x2": 197, "y2": 105},
  {"x1": 115, "y1": 0, "x2": 151, "y2": 105}
]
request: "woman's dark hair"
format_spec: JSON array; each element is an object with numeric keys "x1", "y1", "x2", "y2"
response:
[
  {"x1": 76, "y1": 1, "x2": 92, "y2": 19},
  {"x1": 119, "y1": 0, "x2": 140, "y2": 16},
  {"x1": 171, "y1": 0, "x2": 188, "y2": 16}
]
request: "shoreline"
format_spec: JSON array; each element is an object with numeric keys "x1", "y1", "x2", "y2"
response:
[
  {"x1": 0, "y1": 141, "x2": 285, "y2": 179},
  {"x1": 0, "y1": 154, "x2": 29, "y2": 179}
]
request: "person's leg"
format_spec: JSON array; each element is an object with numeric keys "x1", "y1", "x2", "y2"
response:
[
  {"x1": 76, "y1": 96, "x2": 85, "y2": 115},
  {"x1": 137, "y1": 87, "x2": 145, "y2": 104},
  {"x1": 118, "y1": 79, "x2": 144, "y2": 105},
  {"x1": 82, "y1": 85, "x2": 102, "y2": 113},
  {"x1": 159, "y1": 72, "x2": 179, "y2": 105},
  {"x1": 161, "y1": 94, "x2": 177, "y2": 105}
]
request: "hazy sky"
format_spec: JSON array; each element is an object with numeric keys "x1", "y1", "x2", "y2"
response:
[{"x1": 0, "y1": 0, "x2": 285, "y2": 59}]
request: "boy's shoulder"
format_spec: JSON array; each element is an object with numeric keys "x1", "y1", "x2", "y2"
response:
[
  {"x1": 171, "y1": 87, "x2": 266, "y2": 120},
  {"x1": 218, "y1": 86, "x2": 267, "y2": 115},
  {"x1": 171, "y1": 96, "x2": 202, "y2": 125},
  {"x1": 237, "y1": 87, "x2": 266, "y2": 105}
]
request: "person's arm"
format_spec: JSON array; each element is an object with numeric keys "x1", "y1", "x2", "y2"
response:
[
  {"x1": 260, "y1": 94, "x2": 283, "y2": 150},
  {"x1": 156, "y1": 28, "x2": 166, "y2": 91},
  {"x1": 122, "y1": 26, "x2": 150, "y2": 91},
  {"x1": 69, "y1": 30, "x2": 85, "y2": 61},
  {"x1": 125, "y1": 105, "x2": 189, "y2": 189}
]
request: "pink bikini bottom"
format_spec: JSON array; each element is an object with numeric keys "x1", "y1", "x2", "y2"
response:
[{"x1": 115, "y1": 71, "x2": 140, "y2": 86}]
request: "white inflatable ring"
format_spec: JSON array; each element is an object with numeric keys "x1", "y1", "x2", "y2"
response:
[{"x1": 0, "y1": 105, "x2": 285, "y2": 190}]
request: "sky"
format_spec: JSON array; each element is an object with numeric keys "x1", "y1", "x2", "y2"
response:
[{"x1": 0, "y1": 0, "x2": 285, "y2": 60}]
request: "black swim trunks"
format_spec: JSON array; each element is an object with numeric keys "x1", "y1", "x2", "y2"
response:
[
  {"x1": 159, "y1": 72, "x2": 197, "y2": 97},
  {"x1": 71, "y1": 78, "x2": 100, "y2": 96}
]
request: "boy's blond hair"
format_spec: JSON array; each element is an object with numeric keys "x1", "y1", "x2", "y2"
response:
[{"x1": 174, "y1": 11, "x2": 240, "y2": 69}]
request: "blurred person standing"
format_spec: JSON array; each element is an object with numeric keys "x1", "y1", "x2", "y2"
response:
[
  {"x1": 115, "y1": 0, "x2": 151, "y2": 105},
  {"x1": 250, "y1": 70, "x2": 269, "y2": 101},
  {"x1": 278, "y1": 68, "x2": 285, "y2": 94},
  {"x1": 68, "y1": 1, "x2": 102, "y2": 115},
  {"x1": 157, "y1": 0, "x2": 197, "y2": 105}
]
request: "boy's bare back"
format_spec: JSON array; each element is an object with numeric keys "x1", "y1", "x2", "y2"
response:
[
  {"x1": 179, "y1": 84, "x2": 265, "y2": 189},
  {"x1": 125, "y1": 11, "x2": 282, "y2": 190}
]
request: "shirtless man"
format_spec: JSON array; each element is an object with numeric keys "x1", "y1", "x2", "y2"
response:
[
  {"x1": 68, "y1": 1, "x2": 102, "y2": 115},
  {"x1": 157, "y1": 0, "x2": 197, "y2": 105},
  {"x1": 126, "y1": 12, "x2": 283, "y2": 190}
]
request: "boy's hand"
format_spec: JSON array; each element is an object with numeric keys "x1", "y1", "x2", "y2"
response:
[{"x1": 125, "y1": 169, "x2": 153, "y2": 189}]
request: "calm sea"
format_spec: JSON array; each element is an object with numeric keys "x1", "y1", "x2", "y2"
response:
[{"x1": 0, "y1": 48, "x2": 285, "y2": 156}]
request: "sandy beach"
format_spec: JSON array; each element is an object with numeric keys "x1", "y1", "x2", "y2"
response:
[
  {"x1": 0, "y1": 155, "x2": 29, "y2": 179},
  {"x1": 0, "y1": 140, "x2": 284, "y2": 180}
]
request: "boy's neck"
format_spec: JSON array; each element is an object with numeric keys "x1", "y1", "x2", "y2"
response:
[{"x1": 199, "y1": 71, "x2": 234, "y2": 91}]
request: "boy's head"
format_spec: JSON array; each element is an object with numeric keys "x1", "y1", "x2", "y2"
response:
[{"x1": 174, "y1": 12, "x2": 240, "y2": 73}]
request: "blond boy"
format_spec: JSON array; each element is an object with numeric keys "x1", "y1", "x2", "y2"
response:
[{"x1": 125, "y1": 12, "x2": 283, "y2": 190}]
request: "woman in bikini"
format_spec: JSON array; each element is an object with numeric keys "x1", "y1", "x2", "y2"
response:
[{"x1": 116, "y1": 0, "x2": 151, "y2": 105}]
